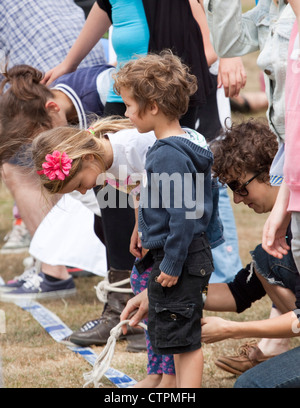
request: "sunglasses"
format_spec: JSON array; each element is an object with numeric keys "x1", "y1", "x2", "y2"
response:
[{"x1": 227, "y1": 173, "x2": 261, "y2": 197}]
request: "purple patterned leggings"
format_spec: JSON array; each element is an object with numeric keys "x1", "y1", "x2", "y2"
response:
[{"x1": 130, "y1": 264, "x2": 175, "y2": 375}]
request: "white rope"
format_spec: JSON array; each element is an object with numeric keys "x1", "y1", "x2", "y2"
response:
[
  {"x1": 95, "y1": 277, "x2": 133, "y2": 304},
  {"x1": 83, "y1": 319, "x2": 147, "y2": 388}
]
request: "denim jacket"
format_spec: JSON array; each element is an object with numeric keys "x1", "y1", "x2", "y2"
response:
[{"x1": 204, "y1": 0, "x2": 295, "y2": 144}]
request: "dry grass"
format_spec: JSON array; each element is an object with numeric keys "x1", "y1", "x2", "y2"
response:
[
  {"x1": 0, "y1": 59, "x2": 274, "y2": 389},
  {"x1": 0, "y1": 179, "x2": 283, "y2": 389},
  {"x1": 0, "y1": 5, "x2": 297, "y2": 386}
]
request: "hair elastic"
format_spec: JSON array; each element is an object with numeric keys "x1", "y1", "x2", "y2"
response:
[{"x1": 87, "y1": 127, "x2": 96, "y2": 135}]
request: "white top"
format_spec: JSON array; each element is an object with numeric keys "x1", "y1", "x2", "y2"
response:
[{"x1": 96, "y1": 128, "x2": 156, "y2": 195}]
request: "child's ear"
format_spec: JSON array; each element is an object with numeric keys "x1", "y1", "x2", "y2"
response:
[
  {"x1": 149, "y1": 101, "x2": 159, "y2": 115},
  {"x1": 45, "y1": 100, "x2": 60, "y2": 113},
  {"x1": 82, "y1": 154, "x2": 95, "y2": 162}
]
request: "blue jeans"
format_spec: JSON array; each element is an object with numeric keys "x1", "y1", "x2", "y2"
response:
[
  {"x1": 235, "y1": 347, "x2": 300, "y2": 388},
  {"x1": 251, "y1": 243, "x2": 298, "y2": 292},
  {"x1": 210, "y1": 184, "x2": 242, "y2": 283}
]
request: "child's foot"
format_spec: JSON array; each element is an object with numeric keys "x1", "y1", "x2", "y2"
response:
[{"x1": 133, "y1": 374, "x2": 162, "y2": 388}]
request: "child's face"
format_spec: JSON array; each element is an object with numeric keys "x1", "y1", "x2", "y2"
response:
[
  {"x1": 121, "y1": 87, "x2": 154, "y2": 133},
  {"x1": 60, "y1": 155, "x2": 103, "y2": 195}
]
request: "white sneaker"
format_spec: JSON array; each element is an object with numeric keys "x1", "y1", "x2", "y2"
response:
[
  {"x1": 0, "y1": 259, "x2": 41, "y2": 293},
  {"x1": 0, "y1": 219, "x2": 31, "y2": 254}
]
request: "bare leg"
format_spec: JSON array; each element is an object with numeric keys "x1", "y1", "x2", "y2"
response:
[
  {"x1": 204, "y1": 283, "x2": 237, "y2": 312},
  {"x1": 255, "y1": 270, "x2": 296, "y2": 314},
  {"x1": 174, "y1": 349, "x2": 203, "y2": 388},
  {"x1": 134, "y1": 373, "x2": 176, "y2": 388},
  {"x1": 2, "y1": 163, "x2": 70, "y2": 279},
  {"x1": 133, "y1": 374, "x2": 162, "y2": 388},
  {"x1": 254, "y1": 270, "x2": 295, "y2": 355}
]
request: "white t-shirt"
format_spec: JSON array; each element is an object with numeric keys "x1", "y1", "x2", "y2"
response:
[{"x1": 96, "y1": 128, "x2": 156, "y2": 195}]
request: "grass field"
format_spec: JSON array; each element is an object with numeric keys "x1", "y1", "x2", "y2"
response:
[
  {"x1": 1, "y1": 0, "x2": 299, "y2": 388},
  {"x1": 0, "y1": 170, "x2": 273, "y2": 389}
]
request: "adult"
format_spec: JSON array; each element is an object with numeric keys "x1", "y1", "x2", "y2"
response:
[
  {"x1": 203, "y1": 0, "x2": 295, "y2": 187},
  {"x1": 198, "y1": 116, "x2": 300, "y2": 388}
]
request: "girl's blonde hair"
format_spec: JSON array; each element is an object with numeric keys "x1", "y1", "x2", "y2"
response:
[
  {"x1": 32, "y1": 116, "x2": 134, "y2": 194},
  {"x1": 114, "y1": 50, "x2": 198, "y2": 120}
]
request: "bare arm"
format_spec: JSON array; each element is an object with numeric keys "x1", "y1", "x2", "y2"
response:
[
  {"x1": 189, "y1": 0, "x2": 246, "y2": 97},
  {"x1": 42, "y1": 3, "x2": 111, "y2": 85},
  {"x1": 201, "y1": 311, "x2": 300, "y2": 343},
  {"x1": 189, "y1": 0, "x2": 217, "y2": 67}
]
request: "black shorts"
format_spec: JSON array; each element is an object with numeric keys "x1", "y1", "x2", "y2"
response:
[{"x1": 147, "y1": 234, "x2": 214, "y2": 355}]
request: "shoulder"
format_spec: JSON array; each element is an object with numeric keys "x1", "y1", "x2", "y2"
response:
[
  {"x1": 110, "y1": 129, "x2": 155, "y2": 147},
  {"x1": 147, "y1": 141, "x2": 188, "y2": 171}
]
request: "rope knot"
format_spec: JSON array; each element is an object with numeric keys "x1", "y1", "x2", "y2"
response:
[
  {"x1": 95, "y1": 276, "x2": 133, "y2": 304},
  {"x1": 83, "y1": 319, "x2": 147, "y2": 388}
]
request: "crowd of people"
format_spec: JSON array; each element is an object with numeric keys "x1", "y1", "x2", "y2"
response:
[{"x1": 1, "y1": 0, "x2": 300, "y2": 388}]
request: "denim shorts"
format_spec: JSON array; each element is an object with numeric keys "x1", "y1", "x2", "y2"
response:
[
  {"x1": 147, "y1": 234, "x2": 214, "y2": 355},
  {"x1": 251, "y1": 244, "x2": 298, "y2": 293}
]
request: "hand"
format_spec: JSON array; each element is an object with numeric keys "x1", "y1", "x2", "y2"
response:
[
  {"x1": 262, "y1": 211, "x2": 291, "y2": 259},
  {"x1": 120, "y1": 290, "x2": 149, "y2": 335},
  {"x1": 201, "y1": 316, "x2": 233, "y2": 343},
  {"x1": 262, "y1": 181, "x2": 291, "y2": 258},
  {"x1": 41, "y1": 61, "x2": 76, "y2": 86},
  {"x1": 156, "y1": 271, "x2": 178, "y2": 287},
  {"x1": 218, "y1": 57, "x2": 247, "y2": 98},
  {"x1": 129, "y1": 223, "x2": 143, "y2": 258}
]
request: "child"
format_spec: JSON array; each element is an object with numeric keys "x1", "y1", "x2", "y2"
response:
[
  {"x1": 0, "y1": 64, "x2": 143, "y2": 350},
  {"x1": 114, "y1": 50, "x2": 214, "y2": 388},
  {"x1": 32, "y1": 116, "x2": 176, "y2": 388}
]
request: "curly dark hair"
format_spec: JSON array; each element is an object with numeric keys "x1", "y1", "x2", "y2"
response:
[{"x1": 211, "y1": 118, "x2": 278, "y2": 186}]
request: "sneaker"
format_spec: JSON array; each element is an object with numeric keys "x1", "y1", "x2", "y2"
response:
[
  {"x1": 215, "y1": 341, "x2": 276, "y2": 375},
  {"x1": 0, "y1": 219, "x2": 31, "y2": 254},
  {"x1": 0, "y1": 272, "x2": 76, "y2": 302},
  {"x1": 0, "y1": 263, "x2": 38, "y2": 293}
]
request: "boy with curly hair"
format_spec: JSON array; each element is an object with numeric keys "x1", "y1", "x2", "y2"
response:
[{"x1": 114, "y1": 50, "x2": 214, "y2": 388}]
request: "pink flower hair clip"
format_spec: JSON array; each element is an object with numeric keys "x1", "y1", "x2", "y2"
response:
[{"x1": 37, "y1": 150, "x2": 73, "y2": 181}]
